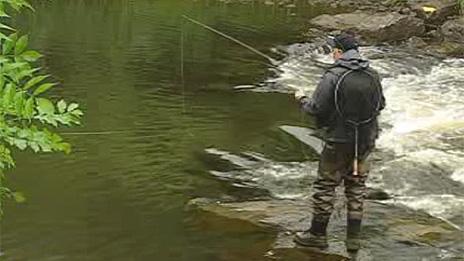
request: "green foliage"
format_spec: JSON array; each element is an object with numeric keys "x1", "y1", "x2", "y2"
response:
[
  {"x1": 0, "y1": 0, "x2": 83, "y2": 212},
  {"x1": 458, "y1": 0, "x2": 464, "y2": 13}
]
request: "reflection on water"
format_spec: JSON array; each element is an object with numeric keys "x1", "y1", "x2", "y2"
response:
[{"x1": 2, "y1": 0, "x2": 335, "y2": 260}]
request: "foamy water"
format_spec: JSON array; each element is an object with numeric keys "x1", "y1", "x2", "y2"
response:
[
  {"x1": 271, "y1": 44, "x2": 464, "y2": 227},
  {"x1": 208, "y1": 44, "x2": 464, "y2": 229}
]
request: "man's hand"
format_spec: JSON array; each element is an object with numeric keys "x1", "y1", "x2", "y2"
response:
[{"x1": 294, "y1": 88, "x2": 306, "y2": 101}]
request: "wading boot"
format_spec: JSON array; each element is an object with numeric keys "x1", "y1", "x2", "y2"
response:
[
  {"x1": 346, "y1": 218, "x2": 362, "y2": 252},
  {"x1": 294, "y1": 215, "x2": 329, "y2": 249}
]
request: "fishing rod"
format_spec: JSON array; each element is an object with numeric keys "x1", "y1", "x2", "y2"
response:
[
  {"x1": 181, "y1": 15, "x2": 314, "y2": 87},
  {"x1": 182, "y1": 15, "x2": 278, "y2": 66}
]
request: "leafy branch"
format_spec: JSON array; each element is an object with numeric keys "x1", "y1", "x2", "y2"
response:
[{"x1": 0, "y1": 0, "x2": 83, "y2": 212}]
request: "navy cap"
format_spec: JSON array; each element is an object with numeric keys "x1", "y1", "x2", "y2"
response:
[{"x1": 327, "y1": 32, "x2": 359, "y2": 52}]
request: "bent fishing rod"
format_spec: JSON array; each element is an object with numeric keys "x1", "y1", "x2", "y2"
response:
[{"x1": 181, "y1": 15, "x2": 314, "y2": 86}]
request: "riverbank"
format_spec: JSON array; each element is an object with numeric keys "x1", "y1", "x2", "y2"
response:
[
  {"x1": 213, "y1": 0, "x2": 464, "y2": 57},
  {"x1": 308, "y1": 0, "x2": 464, "y2": 57}
]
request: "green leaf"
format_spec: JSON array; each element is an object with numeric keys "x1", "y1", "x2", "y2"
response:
[
  {"x1": 17, "y1": 129, "x2": 29, "y2": 138},
  {"x1": 33, "y1": 83, "x2": 56, "y2": 96},
  {"x1": 4, "y1": 61, "x2": 27, "y2": 71},
  {"x1": 16, "y1": 68, "x2": 38, "y2": 83},
  {"x1": 19, "y1": 0, "x2": 34, "y2": 11},
  {"x1": 12, "y1": 138, "x2": 27, "y2": 150},
  {"x1": 2, "y1": 84, "x2": 15, "y2": 107},
  {"x1": 67, "y1": 103, "x2": 79, "y2": 111},
  {"x1": 8, "y1": 33, "x2": 18, "y2": 42},
  {"x1": 20, "y1": 50, "x2": 42, "y2": 62},
  {"x1": 57, "y1": 100, "x2": 66, "y2": 113},
  {"x1": 14, "y1": 35, "x2": 28, "y2": 55},
  {"x1": 36, "y1": 98, "x2": 55, "y2": 114},
  {"x1": 0, "y1": 31, "x2": 8, "y2": 41},
  {"x1": 71, "y1": 109, "x2": 83, "y2": 117},
  {"x1": 0, "y1": 3, "x2": 10, "y2": 18},
  {"x1": 2, "y1": 34, "x2": 16, "y2": 55},
  {"x1": 12, "y1": 192, "x2": 26, "y2": 203},
  {"x1": 0, "y1": 76, "x2": 4, "y2": 91},
  {"x1": 24, "y1": 97, "x2": 34, "y2": 118},
  {"x1": 0, "y1": 55, "x2": 8, "y2": 63},
  {"x1": 8, "y1": 1, "x2": 21, "y2": 11},
  {"x1": 59, "y1": 142, "x2": 71, "y2": 154},
  {"x1": 14, "y1": 91, "x2": 24, "y2": 114},
  {"x1": 0, "y1": 23, "x2": 14, "y2": 31},
  {"x1": 24, "y1": 75, "x2": 48, "y2": 90}
]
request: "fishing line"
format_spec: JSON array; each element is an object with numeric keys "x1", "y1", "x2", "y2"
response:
[
  {"x1": 180, "y1": 17, "x2": 195, "y2": 138},
  {"x1": 62, "y1": 130, "x2": 136, "y2": 136},
  {"x1": 62, "y1": 16, "x2": 316, "y2": 137},
  {"x1": 181, "y1": 17, "x2": 186, "y2": 114}
]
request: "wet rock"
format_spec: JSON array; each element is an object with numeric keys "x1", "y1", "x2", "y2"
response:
[
  {"x1": 427, "y1": 41, "x2": 464, "y2": 57},
  {"x1": 441, "y1": 17, "x2": 464, "y2": 43},
  {"x1": 408, "y1": 0, "x2": 459, "y2": 24},
  {"x1": 310, "y1": 12, "x2": 425, "y2": 44},
  {"x1": 407, "y1": 36, "x2": 428, "y2": 48},
  {"x1": 190, "y1": 198, "x2": 463, "y2": 259},
  {"x1": 366, "y1": 188, "x2": 391, "y2": 200},
  {"x1": 427, "y1": 17, "x2": 464, "y2": 57}
]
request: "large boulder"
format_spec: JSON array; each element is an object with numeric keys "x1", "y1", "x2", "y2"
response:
[
  {"x1": 310, "y1": 12, "x2": 425, "y2": 44},
  {"x1": 425, "y1": 17, "x2": 464, "y2": 57},
  {"x1": 408, "y1": 0, "x2": 459, "y2": 24},
  {"x1": 441, "y1": 16, "x2": 464, "y2": 43}
]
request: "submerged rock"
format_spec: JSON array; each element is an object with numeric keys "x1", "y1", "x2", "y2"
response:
[
  {"x1": 189, "y1": 197, "x2": 463, "y2": 260},
  {"x1": 310, "y1": 12, "x2": 425, "y2": 44}
]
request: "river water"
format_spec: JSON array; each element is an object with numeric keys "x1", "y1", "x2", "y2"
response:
[{"x1": 1, "y1": 0, "x2": 463, "y2": 260}]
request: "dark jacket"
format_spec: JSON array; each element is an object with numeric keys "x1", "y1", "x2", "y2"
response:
[{"x1": 300, "y1": 49, "x2": 386, "y2": 145}]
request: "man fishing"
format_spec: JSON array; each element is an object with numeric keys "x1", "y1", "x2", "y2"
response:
[{"x1": 293, "y1": 32, "x2": 385, "y2": 252}]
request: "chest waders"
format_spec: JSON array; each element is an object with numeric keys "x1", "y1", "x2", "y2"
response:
[{"x1": 334, "y1": 69, "x2": 382, "y2": 176}]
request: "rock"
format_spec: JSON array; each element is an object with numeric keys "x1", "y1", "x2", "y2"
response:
[
  {"x1": 441, "y1": 17, "x2": 464, "y2": 43},
  {"x1": 427, "y1": 41, "x2": 464, "y2": 57},
  {"x1": 425, "y1": 29, "x2": 442, "y2": 39},
  {"x1": 400, "y1": 7, "x2": 412, "y2": 14},
  {"x1": 190, "y1": 198, "x2": 463, "y2": 259},
  {"x1": 408, "y1": 0, "x2": 459, "y2": 24},
  {"x1": 366, "y1": 188, "x2": 391, "y2": 200},
  {"x1": 407, "y1": 36, "x2": 428, "y2": 48},
  {"x1": 310, "y1": 12, "x2": 425, "y2": 44}
]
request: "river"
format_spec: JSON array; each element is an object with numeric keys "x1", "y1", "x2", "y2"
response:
[{"x1": 1, "y1": 0, "x2": 463, "y2": 260}]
